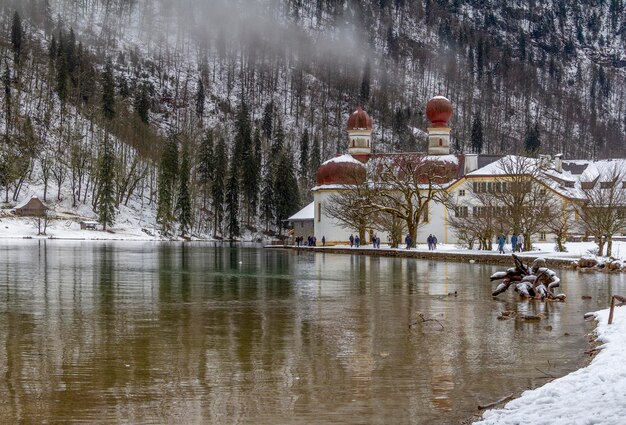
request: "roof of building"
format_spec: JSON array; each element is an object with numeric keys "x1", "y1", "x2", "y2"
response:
[
  {"x1": 288, "y1": 201, "x2": 314, "y2": 221},
  {"x1": 347, "y1": 107, "x2": 373, "y2": 130},
  {"x1": 316, "y1": 154, "x2": 366, "y2": 185}
]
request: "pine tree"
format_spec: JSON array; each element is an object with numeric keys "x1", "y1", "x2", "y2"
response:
[
  {"x1": 226, "y1": 150, "x2": 240, "y2": 239},
  {"x1": 195, "y1": 78, "x2": 205, "y2": 119},
  {"x1": 525, "y1": 122, "x2": 541, "y2": 156},
  {"x1": 176, "y1": 148, "x2": 192, "y2": 237},
  {"x1": 211, "y1": 135, "x2": 226, "y2": 236},
  {"x1": 102, "y1": 59, "x2": 116, "y2": 120},
  {"x1": 310, "y1": 134, "x2": 321, "y2": 181},
  {"x1": 3, "y1": 66, "x2": 11, "y2": 133},
  {"x1": 11, "y1": 11, "x2": 22, "y2": 65},
  {"x1": 299, "y1": 129, "x2": 309, "y2": 177},
  {"x1": 252, "y1": 127, "x2": 262, "y2": 215},
  {"x1": 197, "y1": 129, "x2": 214, "y2": 209},
  {"x1": 273, "y1": 150, "x2": 300, "y2": 234},
  {"x1": 470, "y1": 115, "x2": 484, "y2": 154},
  {"x1": 360, "y1": 59, "x2": 371, "y2": 104},
  {"x1": 236, "y1": 101, "x2": 257, "y2": 224},
  {"x1": 97, "y1": 136, "x2": 116, "y2": 231},
  {"x1": 56, "y1": 52, "x2": 69, "y2": 104},
  {"x1": 157, "y1": 136, "x2": 179, "y2": 234},
  {"x1": 134, "y1": 82, "x2": 150, "y2": 124},
  {"x1": 262, "y1": 101, "x2": 274, "y2": 141},
  {"x1": 260, "y1": 158, "x2": 275, "y2": 232}
]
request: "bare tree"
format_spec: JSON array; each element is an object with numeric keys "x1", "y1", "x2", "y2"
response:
[
  {"x1": 367, "y1": 154, "x2": 456, "y2": 245},
  {"x1": 323, "y1": 166, "x2": 375, "y2": 243},
  {"x1": 450, "y1": 155, "x2": 564, "y2": 250},
  {"x1": 574, "y1": 164, "x2": 626, "y2": 257}
]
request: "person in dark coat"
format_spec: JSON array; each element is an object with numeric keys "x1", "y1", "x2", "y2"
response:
[
  {"x1": 405, "y1": 234, "x2": 412, "y2": 249},
  {"x1": 355, "y1": 235, "x2": 360, "y2": 247},
  {"x1": 349, "y1": 234, "x2": 354, "y2": 247},
  {"x1": 427, "y1": 234, "x2": 433, "y2": 250},
  {"x1": 322, "y1": 236, "x2": 326, "y2": 246},
  {"x1": 432, "y1": 235, "x2": 438, "y2": 249}
]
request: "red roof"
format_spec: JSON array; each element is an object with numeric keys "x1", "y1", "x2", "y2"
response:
[
  {"x1": 347, "y1": 107, "x2": 373, "y2": 130},
  {"x1": 426, "y1": 95, "x2": 453, "y2": 127}
]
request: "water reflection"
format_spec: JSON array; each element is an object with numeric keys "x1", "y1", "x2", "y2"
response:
[{"x1": 0, "y1": 240, "x2": 624, "y2": 424}]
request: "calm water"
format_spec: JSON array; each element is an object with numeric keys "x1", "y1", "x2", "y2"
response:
[{"x1": 0, "y1": 240, "x2": 624, "y2": 424}]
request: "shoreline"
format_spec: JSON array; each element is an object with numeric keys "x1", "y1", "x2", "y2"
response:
[{"x1": 268, "y1": 244, "x2": 581, "y2": 269}]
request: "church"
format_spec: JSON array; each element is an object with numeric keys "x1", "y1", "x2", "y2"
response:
[{"x1": 289, "y1": 95, "x2": 626, "y2": 247}]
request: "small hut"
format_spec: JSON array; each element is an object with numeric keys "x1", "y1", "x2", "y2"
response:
[{"x1": 14, "y1": 196, "x2": 49, "y2": 217}]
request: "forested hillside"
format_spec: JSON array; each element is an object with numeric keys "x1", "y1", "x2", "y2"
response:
[{"x1": 1, "y1": 0, "x2": 625, "y2": 238}]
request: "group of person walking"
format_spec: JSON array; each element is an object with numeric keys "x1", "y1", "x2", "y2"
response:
[
  {"x1": 497, "y1": 233, "x2": 525, "y2": 254},
  {"x1": 295, "y1": 235, "x2": 317, "y2": 247},
  {"x1": 427, "y1": 234, "x2": 438, "y2": 250}
]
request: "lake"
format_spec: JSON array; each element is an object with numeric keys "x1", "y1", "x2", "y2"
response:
[{"x1": 0, "y1": 240, "x2": 623, "y2": 424}]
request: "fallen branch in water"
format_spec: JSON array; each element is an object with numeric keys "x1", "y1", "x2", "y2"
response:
[
  {"x1": 409, "y1": 312, "x2": 444, "y2": 330},
  {"x1": 535, "y1": 367, "x2": 556, "y2": 378},
  {"x1": 478, "y1": 393, "x2": 514, "y2": 410}
]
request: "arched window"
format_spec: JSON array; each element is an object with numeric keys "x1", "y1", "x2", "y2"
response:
[{"x1": 439, "y1": 138, "x2": 443, "y2": 146}]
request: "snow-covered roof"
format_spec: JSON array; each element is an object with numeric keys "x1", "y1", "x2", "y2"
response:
[
  {"x1": 431, "y1": 95, "x2": 450, "y2": 101},
  {"x1": 287, "y1": 201, "x2": 314, "y2": 221},
  {"x1": 422, "y1": 154, "x2": 459, "y2": 164},
  {"x1": 321, "y1": 154, "x2": 365, "y2": 166}
]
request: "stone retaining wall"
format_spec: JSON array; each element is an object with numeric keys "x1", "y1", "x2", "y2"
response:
[{"x1": 267, "y1": 245, "x2": 576, "y2": 269}]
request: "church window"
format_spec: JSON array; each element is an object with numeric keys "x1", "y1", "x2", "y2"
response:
[
  {"x1": 459, "y1": 189, "x2": 466, "y2": 197},
  {"x1": 439, "y1": 138, "x2": 443, "y2": 146},
  {"x1": 351, "y1": 139, "x2": 355, "y2": 147},
  {"x1": 539, "y1": 232, "x2": 546, "y2": 241},
  {"x1": 317, "y1": 202, "x2": 321, "y2": 222},
  {"x1": 455, "y1": 206, "x2": 468, "y2": 218},
  {"x1": 423, "y1": 203, "x2": 429, "y2": 223}
]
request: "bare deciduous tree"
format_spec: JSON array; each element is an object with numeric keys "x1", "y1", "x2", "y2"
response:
[{"x1": 574, "y1": 164, "x2": 626, "y2": 257}]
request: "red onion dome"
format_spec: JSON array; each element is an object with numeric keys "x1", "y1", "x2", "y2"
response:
[
  {"x1": 316, "y1": 154, "x2": 366, "y2": 185},
  {"x1": 426, "y1": 95, "x2": 453, "y2": 127},
  {"x1": 347, "y1": 107, "x2": 373, "y2": 130}
]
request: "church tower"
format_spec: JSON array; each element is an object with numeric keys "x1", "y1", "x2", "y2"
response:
[
  {"x1": 347, "y1": 107, "x2": 373, "y2": 162},
  {"x1": 426, "y1": 95, "x2": 453, "y2": 155}
]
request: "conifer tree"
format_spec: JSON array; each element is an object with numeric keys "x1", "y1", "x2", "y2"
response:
[
  {"x1": 195, "y1": 78, "x2": 205, "y2": 119},
  {"x1": 273, "y1": 150, "x2": 300, "y2": 234},
  {"x1": 236, "y1": 102, "x2": 257, "y2": 224},
  {"x1": 102, "y1": 59, "x2": 115, "y2": 120},
  {"x1": 262, "y1": 101, "x2": 274, "y2": 141},
  {"x1": 157, "y1": 136, "x2": 179, "y2": 234},
  {"x1": 260, "y1": 158, "x2": 275, "y2": 232},
  {"x1": 310, "y1": 134, "x2": 321, "y2": 181},
  {"x1": 226, "y1": 150, "x2": 240, "y2": 239},
  {"x1": 134, "y1": 83, "x2": 150, "y2": 124},
  {"x1": 177, "y1": 148, "x2": 192, "y2": 237},
  {"x1": 299, "y1": 129, "x2": 309, "y2": 177},
  {"x1": 97, "y1": 136, "x2": 116, "y2": 231},
  {"x1": 212, "y1": 135, "x2": 226, "y2": 236},
  {"x1": 197, "y1": 129, "x2": 214, "y2": 209},
  {"x1": 56, "y1": 52, "x2": 69, "y2": 104},
  {"x1": 360, "y1": 59, "x2": 371, "y2": 104},
  {"x1": 471, "y1": 115, "x2": 484, "y2": 154},
  {"x1": 11, "y1": 11, "x2": 22, "y2": 66},
  {"x1": 525, "y1": 122, "x2": 541, "y2": 156}
]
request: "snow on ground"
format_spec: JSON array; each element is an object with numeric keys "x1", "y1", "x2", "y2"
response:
[
  {"x1": 317, "y1": 241, "x2": 626, "y2": 261},
  {"x1": 474, "y1": 306, "x2": 626, "y2": 425}
]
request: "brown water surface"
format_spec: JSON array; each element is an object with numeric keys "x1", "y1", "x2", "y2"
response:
[{"x1": 0, "y1": 240, "x2": 623, "y2": 424}]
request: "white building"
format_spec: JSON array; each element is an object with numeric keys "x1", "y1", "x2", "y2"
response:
[{"x1": 289, "y1": 96, "x2": 626, "y2": 246}]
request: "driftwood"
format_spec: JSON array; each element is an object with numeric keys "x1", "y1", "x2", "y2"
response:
[
  {"x1": 478, "y1": 393, "x2": 514, "y2": 410},
  {"x1": 409, "y1": 312, "x2": 444, "y2": 330}
]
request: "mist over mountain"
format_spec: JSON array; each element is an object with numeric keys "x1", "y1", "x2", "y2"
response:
[{"x1": 1, "y1": 0, "x2": 625, "y2": 237}]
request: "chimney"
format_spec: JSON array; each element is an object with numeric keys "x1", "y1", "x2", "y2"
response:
[
  {"x1": 554, "y1": 153, "x2": 563, "y2": 173},
  {"x1": 464, "y1": 153, "x2": 478, "y2": 173}
]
